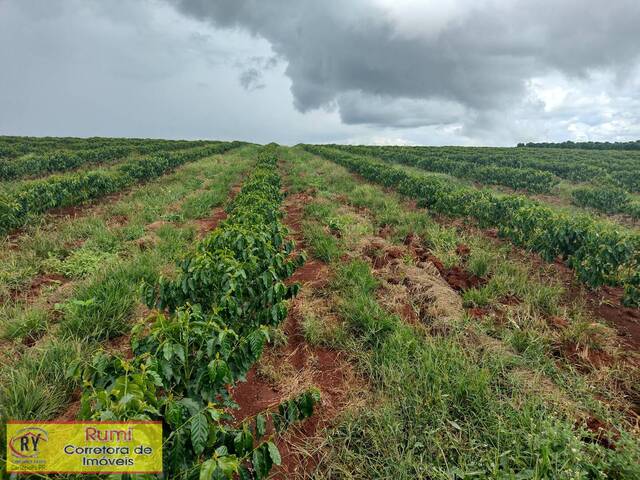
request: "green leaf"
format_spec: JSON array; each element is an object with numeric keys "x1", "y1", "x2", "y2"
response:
[
  {"x1": 165, "y1": 400, "x2": 184, "y2": 428},
  {"x1": 299, "y1": 392, "x2": 314, "y2": 418},
  {"x1": 163, "y1": 342, "x2": 174, "y2": 361},
  {"x1": 310, "y1": 388, "x2": 321, "y2": 403},
  {"x1": 200, "y1": 459, "x2": 216, "y2": 480},
  {"x1": 174, "y1": 344, "x2": 186, "y2": 363},
  {"x1": 179, "y1": 397, "x2": 201, "y2": 416},
  {"x1": 147, "y1": 369, "x2": 163, "y2": 387},
  {"x1": 238, "y1": 465, "x2": 252, "y2": 480},
  {"x1": 272, "y1": 413, "x2": 284, "y2": 433},
  {"x1": 216, "y1": 454, "x2": 240, "y2": 477},
  {"x1": 234, "y1": 425, "x2": 254, "y2": 456},
  {"x1": 255, "y1": 413, "x2": 266, "y2": 437},
  {"x1": 252, "y1": 447, "x2": 267, "y2": 479},
  {"x1": 247, "y1": 329, "x2": 266, "y2": 356},
  {"x1": 191, "y1": 412, "x2": 209, "y2": 455},
  {"x1": 267, "y1": 441, "x2": 281, "y2": 466},
  {"x1": 208, "y1": 358, "x2": 230, "y2": 384},
  {"x1": 215, "y1": 445, "x2": 228, "y2": 456}
]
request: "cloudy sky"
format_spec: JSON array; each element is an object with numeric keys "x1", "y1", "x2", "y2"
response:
[{"x1": 1, "y1": 0, "x2": 639, "y2": 146}]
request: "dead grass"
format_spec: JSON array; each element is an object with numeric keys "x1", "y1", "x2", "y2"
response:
[{"x1": 356, "y1": 235, "x2": 464, "y2": 330}]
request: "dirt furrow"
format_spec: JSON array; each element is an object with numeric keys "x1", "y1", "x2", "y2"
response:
[{"x1": 230, "y1": 191, "x2": 356, "y2": 478}]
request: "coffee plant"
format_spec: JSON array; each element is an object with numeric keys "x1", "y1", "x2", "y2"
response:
[
  {"x1": 335, "y1": 144, "x2": 560, "y2": 194},
  {"x1": 571, "y1": 184, "x2": 630, "y2": 214},
  {"x1": 330, "y1": 143, "x2": 640, "y2": 193},
  {"x1": 72, "y1": 145, "x2": 320, "y2": 478}
]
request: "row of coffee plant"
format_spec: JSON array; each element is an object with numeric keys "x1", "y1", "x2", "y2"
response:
[
  {"x1": 571, "y1": 183, "x2": 640, "y2": 220},
  {"x1": 333, "y1": 144, "x2": 559, "y2": 193},
  {"x1": 0, "y1": 136, "x2": 212, "y2": 160},
  {"x1": 431, "y1": 146, "x2": 640, "y2": 193},
  {"x1": 0, "y1": 136, "x2": 121, "y2": 159},
  {"x1": 0, "y1": 145, "x2": 134, "y2": 180},
  {"x1": 72, "y1": 145, "x2": 319, "y2": 478},
  {"x1": 0, "y1": 142, "x2": 243, "y2": 235},
  {"x1": 518, "y1": 140, "x2": 640, "y2": 150},
  {"x1": 0, "y1": 139, "x2": 215, "y2": 180},
  {"x1": 338, "y1": 144, "x2": 640, "y2": 193},
  {"x1": 303, "y1": 145, "x2": 640, "y2": 306},
  {"x1": 0, "y1": 136, "x2": 86, "y2": 158}
]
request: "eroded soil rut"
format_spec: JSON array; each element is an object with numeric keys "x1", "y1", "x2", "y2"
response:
[
  {"x1": 230, "y1": 191, "x2": 356, "y2": 478},
  {"x1": 357, "y1": 234, "x2": 464, "y2": 330}
]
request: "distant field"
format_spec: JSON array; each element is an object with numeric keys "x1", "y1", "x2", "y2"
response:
[
  {"x1": 1, "y1": 138, "x2": 639, "y2": 479},
  {"x1": 328, "y1": 144, "x2": 640, "y2": 222}
]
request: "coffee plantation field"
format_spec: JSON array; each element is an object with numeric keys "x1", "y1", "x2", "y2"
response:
[{"x1": 1, "y1": 138, "x2": 639, "y2": 479}]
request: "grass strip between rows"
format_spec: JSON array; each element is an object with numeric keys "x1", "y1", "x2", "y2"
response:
[{"x1": 316, "y1": 260, "x2": 640, "y2": 478}]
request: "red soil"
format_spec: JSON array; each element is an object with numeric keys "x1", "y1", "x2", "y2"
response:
[
  {"x1": 195, "y1": 209, "x2": 227, "y2": 237},
  {"x1": 458, "y1": 223, "x2": 640, "y2": 351},
  {"x1": 50, "y1": 204, "x2": 94, "y2": 219},
  {"x1": 588, "y1": 286, "x2": 640, "y2": 350},
  {"x1": 193, "y1": 181, "x2": 247, "y2": 237},
  {"x1": 427, "y1": 254, "x2": 445, "y2": 272},
  {"x1": 29, "y1": 273, "x2": 67, "y2": 293},
  {"x1": 402, "y1": 233, "x2": 486, "y2": 291},
  {"x1": 582, "y1": 416, "x2": 619, "y2": 450},
  {"x1": 108, "y1": 214, "x2": 129, "y2": 226},
  {"x1": 378, "y1": 224, "x2": 394, "y2": 239},
  {"x1": 455, "y1": 243, "x2": 471, "y2": 257},
  {"x1": 440, "y1": 265, "x2": 486, "y2": 292},
  {"x1": 44, "y1": 190, "x2": 131, "y2": 224},
  {"x1": 105, "y1": 333, "x2": 134, "y2": 360},
  {"x1": 233, "y1": 303, "x2": 349, "y2": 478},
  {"x1": 468, "y1": 306, "x2": 492, "y2": 319},
  {"x1": 55, "y1": 392, "x2": 82, "y2": 421},
  {"x1": 557, "y1": 341, "x2": 615, "y2": 371},
  {"x1": 500, "y1": 295, "x2": 521, "y2": 306},
  {"x1": 398, "y1": 302, "x2": 421, "y2": 324},
  {"x1": 230, "y1": 191, "x2": 351, "y2": 478},
  {"x1": 548, "y1": 315, "x2": 570, "y2": 330},
  {"x1": 362, "y1": 241, "x2": 405, "y2": 269},
  {"x1": 232, "y1": 370, "x2": 282, "y2": 422},
  {"x1": 9, "y1": 273, "x2": 68, "y2": 303},
  {"x1": 289, "y1": 259, "x2": 330, "y2": 288}
]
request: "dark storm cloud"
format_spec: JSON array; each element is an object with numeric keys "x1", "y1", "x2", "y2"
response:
[
  {"x1": 237, "y1": 55, "x2": 279, "y2": 91},
  {"x1": 1, "y1": 0, "x2": 639, "y2": 144},
  {"x1": 168, "y1": 0, "x2": 640, "y2": 128},
  {"x1": 337, "y1": 92, "x2": 467, "y2": 128},
  {"x1": 239, "y1": 68, "x2": 265, "y2": 90}
]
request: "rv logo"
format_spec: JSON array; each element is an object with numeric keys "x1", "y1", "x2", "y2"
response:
[{"x1": 9, "y1": 427, "x2": 48, "y2": 458}]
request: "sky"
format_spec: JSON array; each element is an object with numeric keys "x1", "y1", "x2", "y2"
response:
[{"x1": 1, "y1": 0, "x2": 639, "y2": 146}]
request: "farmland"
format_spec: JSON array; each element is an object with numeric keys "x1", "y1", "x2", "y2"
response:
[{"x1": 1, "y1": 138, "x2": 639, "y2": 478}]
